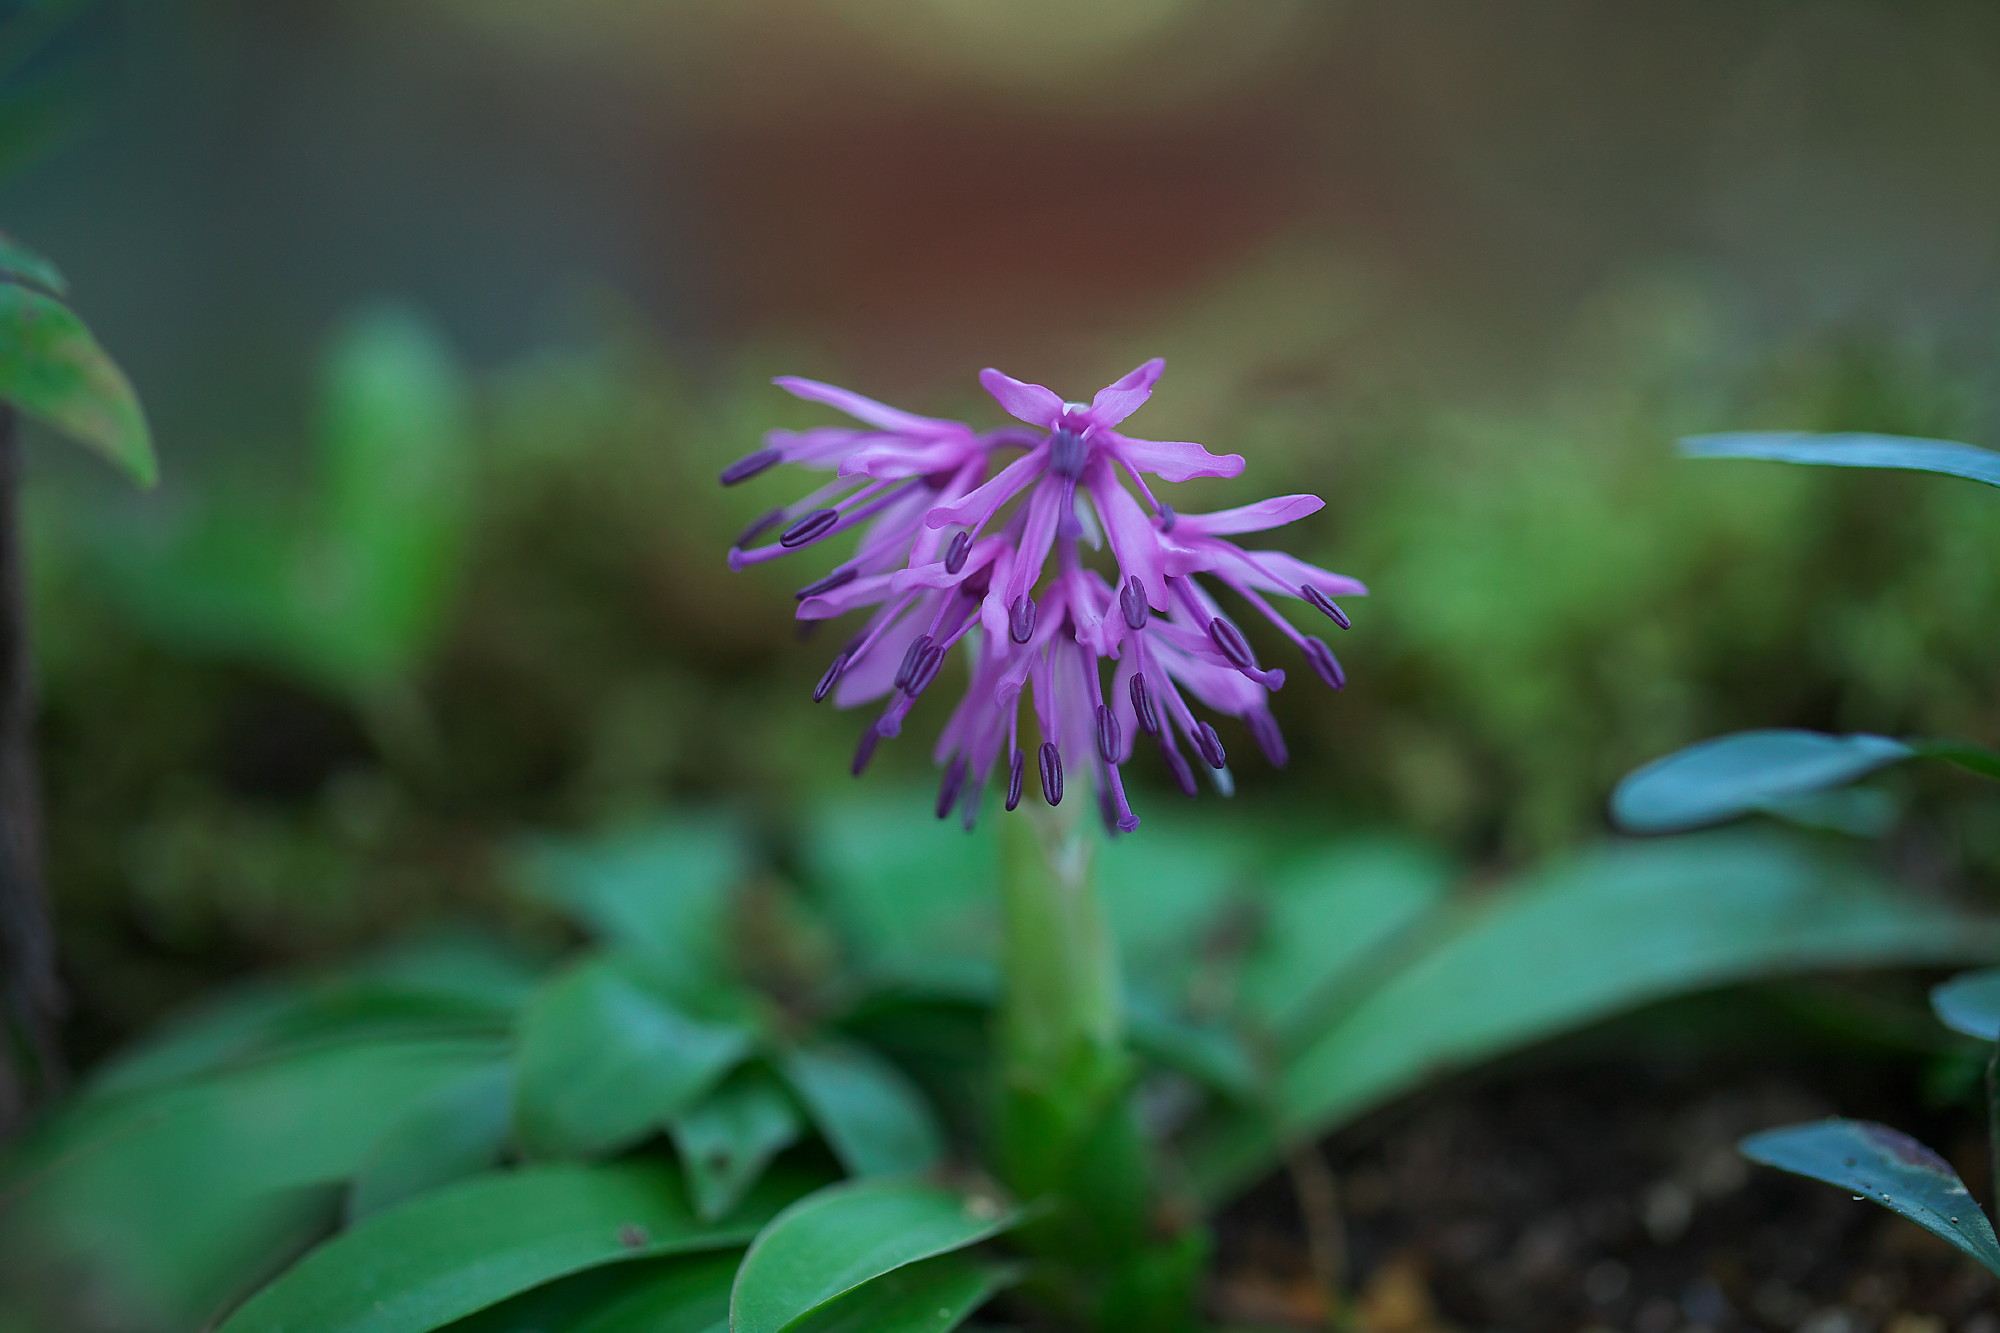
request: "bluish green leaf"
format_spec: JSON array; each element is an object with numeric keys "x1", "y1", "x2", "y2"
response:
[
  {"x1": 668, "y1": 1066, "x2": 803, "y2": 1222},
  {"x1": 515, "y1": 959, "x2": 753, "y2": 1159},
  {"x1": 0, "y1": 229, "x2": 65, "y2": 295},
  {"x1": 1741, "y1": 1120, "x2": 2000, "y2": 1277},
  {"x1": 1189, "y1": 832, "x2": 2000, "y2": 1199},
  {"x1": 0, "y1": 282, "x2": 153, "y2": 484},
  {"x1": 1612, "y1": 730, "x2": 1913, "y2": 834},
  {"x1": 729, "y1": 1179, "x2": 1016, "y2": 1333},
  {"x1": 449, "y1": 1253, "x2": 736, "y2": 1333},
  {"x1": 5, "y1": 1039, "x2": 501, "y2": 1325},
  {"x1": 789, "y1": 1253, "x2": 1012, "y2": 1333},
  {"x1": 514, "y1": 820, "x2": 746, "y2": 991},
  {"x1": 350, "y1": 1063, "x2": 513, "y2": 1222},
  {"x1": 778, "y1": 1041, "x2": 944, "y2": 1179},
  {"x1": 1933, "y1": 968, "x2": 2000, "y2": 1042},
  {"x1": 217, "y1": 1162, "x2": 795, "y2": 1333},
  {"x1": 1123, "y1": 991, "x2": 1260, "y2": 1100},
  {"x1": 1681, "y1": 431, "x2": 2000, "y2": 488}
]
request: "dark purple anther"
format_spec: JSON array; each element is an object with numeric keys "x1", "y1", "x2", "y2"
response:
[
  {"x1": 894, "y1": 635, "x2": 934, "y2": 691},
  {"x1": 1194, "y1": 720, "x2": 1227, "y2": 769},
  {"x1": 1302, "y1": 584, "x2": 1350, "y2": 629},
  {"x1": 1120, "y1": 576, "x2": 1148, "y2": 631},
  {"x1": 736, "y1": 507, "x2": 785, "y2": 547},
  {"x1": 1038, "y1": 741, "x2": 1064, "y2": 806},
  {"x1": 1095, "y1": 704, "x2": 1121, "y2": 763},
  {"x1": 720, "y1": 448, "x2": 781, "y2": 486},
  {"x1": 1302, "y1": 637, "x2": 1346, "y2": 690},
  {"x1": 813, "y1": 652, "x2": 848, "y2": 703},
  {"x1": 795, "y1": 567, "x2": 858, "y2": 601},
  {"x1": 905, "y1": 644, "x2": 947, "y2": 697},
  {"x1": 780, "y1": 508, "x2": 840, "y2": 548},
  {"x1": 944, "y1": 530, "x2": 971, "y2": 574},
  {"x1": 1207, "y1": 617, "x2": 1256, "y2": 670},
  {"x1": 935, "y1": 756, "x2": 968, "y2": 820},
  {"x1": 1129, "y1": 672, "x2": 1160, "y2": 736},
  {"x1": 1157, "y1": 502, "x2": 1177, "y2": 532},
  {"x1": 1048, "y1": 427, "x2": 1087, "y2": 479},
  {"x1": 851, "y1": 724, "x2": 882, "y2": 776},
  {"x1": 1247, "y1": 710, "x2": 1289, "y2": 768},
  {"x1": 1006, "y1": 749, "x2": 1026, "y2": 811},
  {"x1": 1160, "y1": 741, "x2": 1197, "y2": 797},
  {"x1": 1009, "y1": 595, "x2": 1037, "y2": 644}
]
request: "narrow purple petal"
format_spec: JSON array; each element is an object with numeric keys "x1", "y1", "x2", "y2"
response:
[
  {"x1": 1088, "y1": 357, "x2": 1165, "y2": 428},
  {"x1": 979, "y1": 368, "x2": 1065, "y2": 427},
  {"x1": 1113, "y1": 434, "x2": 1246, "y2": 482},
  {"x1": 775, "y1": 376, "x2": 956, "y2": 435},
  {"x1": 1247, "y1": 710, "x2": 1289, "y2": 768},
  {"x1": 1177, "y1": 494, "x2": 1324, "y2": 537},
  {"x1": 924, "y1": 449, "x2": 1043, "y2": 531},
  {"x1": 1094, "y1": 474, "x2": 1168, "y2": 613},
  {"x1": 1160, "y1": 740, "x2": 1198, "y2": 797}
]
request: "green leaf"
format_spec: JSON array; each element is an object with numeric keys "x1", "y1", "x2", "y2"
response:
[
  {"x1": 667, "y1": 1066, "x2": 803, "y2": 1221},
  {"x1": 216, "y1": 1162, "x2": 796, "y2": 1333},
  {"x1": 449, "y1": 1253, "x2": 737, "y2": 1333},
  {"x1": 1933, "y1": 968, "x2": 2000, "y2": 1042},
  {"x1": 1681, "y1": 431, "x2": 2000, "y2": 488},
  {"x1": 514, "y1": 820, "x2": 746, "y2": 991},
  {"x1": 1914, "y1": 740, "x2": 2000, "y2": 783},
  {"x1": 350, "y1": 1063, "x2": 513, "y2": 1222},
  {"x1": 729, "y1": 1179, "x2": 1016, "y2": 1333},
  {"x1": 1124, "y1": 991, "x2": 1260, "y2": 1100},
  {"x1": 1187, "y1": 832, "x2": 2000, "y2": 1199},
  {"x1": 1612, "y1": 730, "x2": 1914, "y2": 833},
  {"x1": 5, "y1": 1039, "x2": 501, "y2": 1325},
  {"x1": 515, "y1": 959, "x2": 753, "y2": 1159},
  {"x1": 0, "y1": 282, "x2": 153, "y2": 484},
  {"x1": 1234, "y1": 837, "x2": 1452, "y2": 1047},
  {"x1": 779, "y1": 1040, "x2": 945, "y2": 1179},
  {"x1": 789, "y1": 1253, "x2": 1012, "y2": 1333},
  {"x1": 1741, "y1": 1120, "x2": 2000, "y2": 1277},
  {"x1": 0, "y1": 229, "x2": 65, "y2": 295}
]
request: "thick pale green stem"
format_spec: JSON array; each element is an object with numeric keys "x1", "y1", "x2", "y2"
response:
[{"x1": 999, "y1": 802, "x2": 1121, "y2": 1093}]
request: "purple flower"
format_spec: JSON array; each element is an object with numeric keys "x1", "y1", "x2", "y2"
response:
[{"x1": 721, "y1": 360, "x2": 1365, "y2": 833}]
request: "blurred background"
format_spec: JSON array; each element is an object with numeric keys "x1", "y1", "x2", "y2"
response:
[{"x1": 10, "y1": 0, "x2": 2000, "y2": 1061}]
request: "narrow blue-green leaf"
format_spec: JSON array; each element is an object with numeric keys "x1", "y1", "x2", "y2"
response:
[
  {"x1": 789, "y1": 1253, "x2": 1012, "y2": 1333},
  {"x1": 349, "y1": 1063, "x2": 512, "y2": 1222},
  {"x1": 779, "y1": 1041, "x2": 944, "y2": 1179},
  {"x1": 1681, "y1": 431, "x2": 2000, "y2": 488},
  {"x1": 449, "y1": 1253, "x2": 736, "y2": 1333},
  {"x1": 1124, "y1": 991, "x2": 1260, "y2": 1100},
  {"x1": 1741, "y1": 1120, "x2": 2000, "y2": 1277},
  {"x1": 1187, "y1": 831, "x2": 2000, "y2": 1199},
  {"x1": 1612, "y1": 730, "x2": 1913, "y2": 834},
  {"x1": 515, "y1": 959, "x2": 752, "y2": 1159},
  {"x1": 0, "y1": 282, "x2": 154, "y2": 484},
  {"x1": 729, "y1": 1179, "x2": 1017, "y2": 1333},
  {"x1": 0, "y1": 229, "x2": 65, "y2": 295},
  {"x1": 217, "y1": 1162, "x2": 793, "y2": 1333},
  {"x1": 667, "y1": 1066, "x2": 803, "y2": 1221},
  {"x1": 1933, "y1": 968, "x2": 2000, "y2": 1042}
]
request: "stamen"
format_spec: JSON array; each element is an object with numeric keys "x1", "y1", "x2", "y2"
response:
[
  {"x1": 852, "y1": 723, "x2": 883, "y2": 776},
  {"x1": 1098, "y1": 784, "x2": 1121, "y2": 835},
  {"x1": 1247, "y1": 710, "x2": 1289, "y2": 768},
  {"x1": 935, "y1": 756, "x2": 968, "y2": 819},
  {"x1": 1194, "y1": 720, "x2": 1227, "y2": 769},
  {"x1": 961, "y1": 781, "x2": 983, "y2": 832},
  {"x1": 1049, "y1": 427, "x2": 1088, "y2": 479},
  {"x1": 1157, "y1": 502, "x2": 1177, "y2": 532},
  {"x1": 893, "y1": 635, "x2": 934, "y2": 691},
  {"x1": 813, "y1": 652, "x2": 848, "y2": 702},
  {"x1": 1009, "y1": 594, "x2": 1037, "y2": 644},
  {"x1": 1302, "y1": 584, "x2": 1351, "y2": 629},
  {"x1": 1302, "y1": 637, "x2": 1346, "y2": 690},
  {"x1": 1120, "y1": 576, "x2": 1149, "y2": 631},
  {"x1": 1006, "y1": 749, "x2": 1026, "y2": 811},
  {"x1": 1207, "y1": 617, "x2": 1257, "y2": 670},
  {"x1": 1039, "y1": 741, "x2": 1064, "y2": 805},
  {"x1": 1129, "y1": 672, "x2": 1160, "y2": 736},
  {"x1": 944, "y1": 530, "x2": 971, "y2": 574},
  {"x1": 795, "y1": 567, "x2": 858, "y2": 601},
  {"x1": 720, "y1": 448, "x2": 781, "y2": 486},
  {"x1": 780, "y1": 508, "x2": 840, "y2": 548},
  {"x1": 905, "y1": 643, "x2": 947, "y2": 697},
  {"x1": 1160, "y1": 740, "x2": 1197, "y2": 797},
  {"x1": 1095, "y1": 703, "x2": 1122, "y2": 763},
  {"x1": 736, "y1": 507, "x2": 785, "y2": 547}
]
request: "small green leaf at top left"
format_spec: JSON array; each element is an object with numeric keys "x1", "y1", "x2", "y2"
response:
[
  {"x1": 0, "y1": 230, "x2": 66, "y2": 296},
  {"x1": 0, "y1": 280, "x2": 155, "y2": 485}
]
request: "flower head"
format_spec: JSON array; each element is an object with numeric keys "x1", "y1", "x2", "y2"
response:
[{"x1": 721, "y1": 360, "x2": 1365, "y2": 833}]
